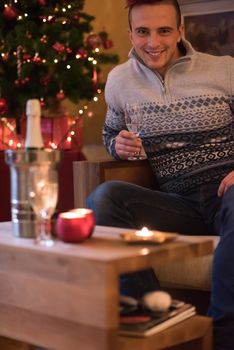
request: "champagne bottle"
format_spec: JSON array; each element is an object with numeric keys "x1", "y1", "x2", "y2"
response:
[{"x1": 24, "y1": 99, "x2": 44, "y2": 149}]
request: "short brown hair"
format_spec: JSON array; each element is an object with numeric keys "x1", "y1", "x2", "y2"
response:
[{"x1": 126, "y1": 0, "x2": 182, "y2": 29}]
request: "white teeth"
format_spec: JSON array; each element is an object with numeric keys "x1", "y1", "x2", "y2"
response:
[{"x1": 147, "y1": 51, "x2": 162, "y2": 56}]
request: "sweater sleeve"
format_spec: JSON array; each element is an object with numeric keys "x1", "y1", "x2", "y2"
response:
[
  {"x1": 102, "y1": 120, "x2": 121, "y2": 160},
  {"x1": 102, "y1": 68, "x2": 126, "y2": 159}
]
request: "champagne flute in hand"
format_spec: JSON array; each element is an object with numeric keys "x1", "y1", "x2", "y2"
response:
[
  {"x1": 28, "y1": 164, "x2": 58, "y2": 247},
  {"x1": 125, "y1": 103, "x2": 146, "y2": 160}
]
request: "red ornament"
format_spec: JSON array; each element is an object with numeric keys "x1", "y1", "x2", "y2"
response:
[
  {"x1": 14, "y1": 79, "x2": 21, "y2": 87},
  {"x1": 86, "y1": 34, "x2": 101, "y2": 49},
  {"x1": 38, "y1": 0, "x2": 46, "y2": 5},
  {"x1": 3, "y1": 5, "x2": 17, "y2": 20},
  {"x1": 33, "y1": 53, "x2": 41, "y2": 64},
  {"x1": 53, "y1": 42, "x2": 65, "y2": 53},
  {"x1": 0, "y1": 98, "x2": 8, "y2": 114},
  {"x1": 76, "y1": 48, "x2": 88, "y2": 59},
  {"x1": 23, "y1": 53, "x2": 31, "y2": 62},
  {"x1": 56, "y1": 90, "x2": 65, "y2": 100},
  {"x1": 73, "y1": 14, "x2": 80, "y2": 21},
  {"x1": 103, "y1": 39, "x2": 113, "y2": 49},
  {"x1": 22, "y1": 77, "x2": 30, "y2": 85},
  {"x1": 66, "y1": 47, "x2": 72, "y2": 54}
]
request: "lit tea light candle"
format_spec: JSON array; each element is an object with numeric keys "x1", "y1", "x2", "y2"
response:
[
  {"x1": 69, "y1": 208, "x2": 95, "y2": 237},
  {"x1": 56, "y1": 211, "x2": 94, "y2": 243},
  {"x1": 135, "y1": 226, "x2": 154, "y2": 238}
]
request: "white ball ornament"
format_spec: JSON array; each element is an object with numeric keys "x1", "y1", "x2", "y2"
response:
[{"x1": 143, "y1": 291, "x2": 172, "y2": 312}]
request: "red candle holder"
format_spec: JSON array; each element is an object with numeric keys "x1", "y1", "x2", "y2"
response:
[
  {"x1": 56, "y1": 211, "x2": 94, "y2": 243},
  {"x1": 69, "y1": 208, "x2": 95, "y2": 237}
]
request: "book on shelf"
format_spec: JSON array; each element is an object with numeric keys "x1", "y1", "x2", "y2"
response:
[{"x1": 119, "y1": 299, "x2": 196, "y2": 337}]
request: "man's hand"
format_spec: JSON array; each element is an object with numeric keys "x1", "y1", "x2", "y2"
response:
[
  {"x1": 115, "y1": 130, "x2": 142, "y2": 160},
  {"x1": 218, "y1": 170, "x2": 234, "y2": 197}
]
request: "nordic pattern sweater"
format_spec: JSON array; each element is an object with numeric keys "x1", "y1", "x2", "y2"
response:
[{"x1": 103, "y1": 40, "x2": 234, "y2": 194}]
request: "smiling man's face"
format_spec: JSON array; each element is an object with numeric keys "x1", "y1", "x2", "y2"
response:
[{"x1": 129, "y1": 3, "x2": 184, "y2": 77}]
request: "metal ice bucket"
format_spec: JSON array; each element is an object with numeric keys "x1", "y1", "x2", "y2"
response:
[{"x1": 5, "y1": 149, "x2": 61, "y2": 238}]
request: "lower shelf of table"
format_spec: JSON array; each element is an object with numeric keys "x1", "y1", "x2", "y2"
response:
[{"x1": 117, "y1": 315, "x2": 212, "y2": 350}]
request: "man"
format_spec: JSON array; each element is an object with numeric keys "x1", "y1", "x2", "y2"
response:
[{"x1": 87, "y1": 0, "x2": 234, "y2": 348}]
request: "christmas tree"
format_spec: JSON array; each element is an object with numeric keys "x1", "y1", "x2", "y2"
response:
[{"x1": 0, "y1": 0, "x2": 118, "y2": 118}]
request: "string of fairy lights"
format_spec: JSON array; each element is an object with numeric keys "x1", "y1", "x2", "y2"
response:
[
  {"x1": 0, "y1": 88, "x2": 102, "y2": 150},
  {"x1": 0, "y1": 0, "x2": 115, "y2": 150}
]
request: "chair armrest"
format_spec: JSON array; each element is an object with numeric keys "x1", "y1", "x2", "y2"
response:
[{"x1": 73, "y1": 159, "x2": 157, "y2": 208}]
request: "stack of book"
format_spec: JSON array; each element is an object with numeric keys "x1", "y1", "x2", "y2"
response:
[{"x1": 119, "y1": 298, "x2": 196, "y2": 337}]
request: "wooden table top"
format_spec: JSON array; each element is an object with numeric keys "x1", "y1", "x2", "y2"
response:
[{"x1": 0, "y1": 222, "x2": 214, "y2": 273}]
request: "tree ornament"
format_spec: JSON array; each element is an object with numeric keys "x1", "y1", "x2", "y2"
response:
[
  {"x1": 56, "y1": 90, "x2": 65, "y2": 100},
  {"x1": 53, "y1": 42, "x2": 65, "y2": 53},
  {"x1": 99, "y1": 31, "x2": 114, "y2": 49},
  {"x1": 86, "y1": 33, "x2": 101, "y2": 49},
  {"x1": 38, "y1": 0, "x2": 46, "y2": 6},
  {"x1": 0, "y1": 98, "x2": 8, "y2": 114},
  {"x1": 16, "y1": 46, "x2": 22, "y2": 79},
  {"x1": 76, "y1": 48, "x2": 88, "y2": 59},
  {"x1": 22, "y1": 77, "x2": 30, "y2": 85},
  {"x1": 23, "y1": 53, "x2": 31, "y2": 62},
  {"x1": 33, "y1": 53, "x2": 42, "y2": 64},
  {"x1": 14, "y1": 79, "x2": 21, "y2": 87},
  {"x1": 66, "y1": 47, "x2": 72, "y2": 54},
  {"x1": 3, "y1": 5, "x2": 18, "y2": 21},
  {"x1": 103, "y1": 39, "x2": 113, "y2": 49}
]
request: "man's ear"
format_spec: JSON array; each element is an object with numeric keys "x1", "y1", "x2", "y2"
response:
[
  {"x1": 178, "y1": 23, "x2": 184, "y2": 41},
  {"x1": 128, "y1": 28, "x2": 133, "y2": 45}
]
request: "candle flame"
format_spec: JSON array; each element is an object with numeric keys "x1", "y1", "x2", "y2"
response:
[{"x1": 135, "y1": 226, "x2": 154, "y2": 237}]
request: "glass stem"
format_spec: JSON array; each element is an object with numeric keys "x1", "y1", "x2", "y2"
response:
[{"x1": 36, "y1": 215, "x2": 54, "y2": 247}]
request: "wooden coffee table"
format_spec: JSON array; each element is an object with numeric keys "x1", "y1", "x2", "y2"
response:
[{"x1": 0, "y1": 222, "x2": 213, "y2": 350}]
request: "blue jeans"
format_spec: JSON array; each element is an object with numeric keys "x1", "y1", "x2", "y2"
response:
[{"x1": 87, "y1": 180, "x2": 234, "y2": 350}]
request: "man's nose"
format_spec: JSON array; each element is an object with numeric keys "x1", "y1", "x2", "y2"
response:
[{"x1": 148, "y1": 32, "x2": 160, "y2": 47}]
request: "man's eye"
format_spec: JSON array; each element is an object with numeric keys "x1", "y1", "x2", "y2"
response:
[
  {"x1": 159, "y1": 29, "x2": 171, "y2": 35},
  {"x1": 136, "y1": 29, "x2": 148, "y2": 36}
]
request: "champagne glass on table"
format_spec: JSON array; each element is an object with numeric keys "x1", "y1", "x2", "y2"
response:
[
  {"x1": 125, "y1": 103, "x2": 146, "y2": 160},
  {"x1": 28, "y1": 164, "x2": 58, "y2": 247}
]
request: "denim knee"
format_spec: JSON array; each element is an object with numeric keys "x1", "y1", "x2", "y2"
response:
[
  {"x1": 86, "y1": 181, "x2": 122, "y2": 209},
  {"x1": 86, "y1": 181, "x2": 132, "y2": 227}
]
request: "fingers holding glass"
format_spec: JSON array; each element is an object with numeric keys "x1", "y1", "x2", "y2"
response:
[{"x1": 125, "y1": 103, "x2": 146, "y2": 160}]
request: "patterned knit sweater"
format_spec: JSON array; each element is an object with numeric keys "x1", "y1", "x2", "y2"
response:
[{"x1": 103, "y1": 40, "x2": 234, "y2": 194}]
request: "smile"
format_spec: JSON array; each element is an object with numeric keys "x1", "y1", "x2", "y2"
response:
[{"x1": 145, "y1": 50, "x2": 164, "y2": 57}]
